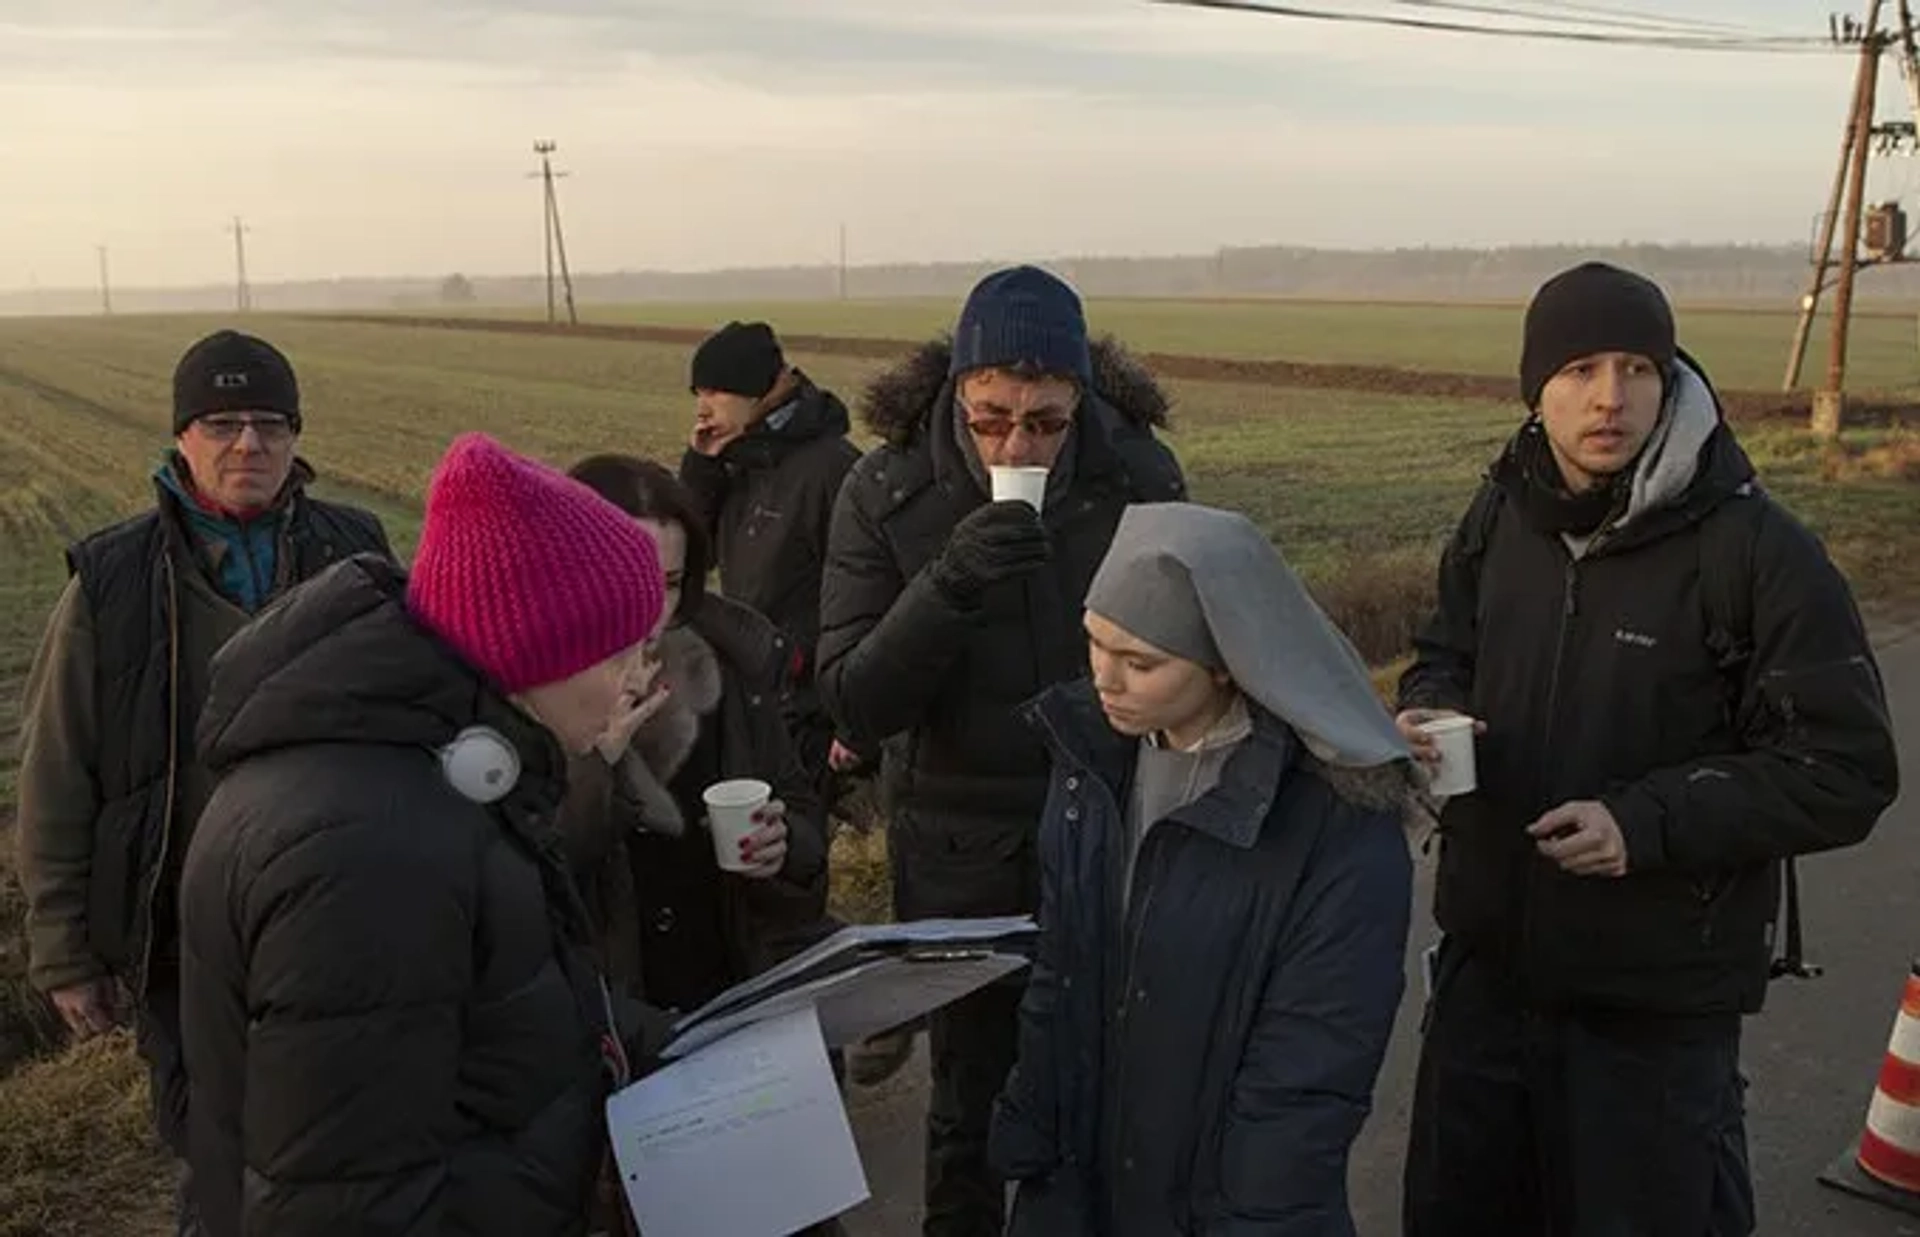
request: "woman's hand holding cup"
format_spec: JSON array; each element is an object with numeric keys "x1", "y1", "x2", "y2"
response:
[{"x1": 736, "y1": 801, "x2": 789, "y2": 880}]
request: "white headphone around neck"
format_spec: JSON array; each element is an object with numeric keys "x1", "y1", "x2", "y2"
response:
[{"x1": 439, "y1": 726, "x2": 522, "y2": 804}]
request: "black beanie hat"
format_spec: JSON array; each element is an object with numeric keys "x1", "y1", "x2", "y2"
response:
[
  {"x1": 1520, "y1": 262, "x2": 1676, "y2": 410},
  {"x1": 689, "y1": 321, "x2": 785, "y2": 399},
  {"x1": 173, "y1": 330, "x2": 301, "y2": 435}
]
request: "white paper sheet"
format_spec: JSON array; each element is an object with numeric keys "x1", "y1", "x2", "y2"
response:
[{"x1": 606, "y1": 1006, "x2": 869, "y2": 1237}]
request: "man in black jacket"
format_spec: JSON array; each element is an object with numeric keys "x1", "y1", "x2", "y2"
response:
[
  {"x1": 680, "y1": 321, "x2": 863, "y2": 794},
  {"x1": 14, "y1": 330, "x2": 391, "y2": 1236},
  {"x1": 1396, "y1": 262, "x2": 1901, "y2": 1237},
  {"x1": 817, "y1": 265, "x2": 1185, "y2": 1237}
]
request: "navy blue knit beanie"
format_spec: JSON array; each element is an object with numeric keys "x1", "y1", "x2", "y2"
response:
[{"x1": 949, "y1": 265, "x2": 1093, "y2": 386}]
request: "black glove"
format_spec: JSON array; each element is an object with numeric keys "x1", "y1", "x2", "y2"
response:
[{"x1": 929, "y1": 501, "x2": 1051, "y2": 603}]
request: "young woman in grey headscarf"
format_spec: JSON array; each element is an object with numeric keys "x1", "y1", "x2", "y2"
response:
[{"x1": 989, "y1": 502, "x2": 1417, "y2": 1237}]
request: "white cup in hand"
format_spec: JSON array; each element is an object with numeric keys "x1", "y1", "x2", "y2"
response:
[
  {"x1": 988, "y1": 466, "x2": 1048, "y2": 510},
  {"x1": 703, "y1": 778, "x2": 771, "y2": 873},
  {"x1": 1417, "y1": 715, "x2": 1480, "y2": 797}
]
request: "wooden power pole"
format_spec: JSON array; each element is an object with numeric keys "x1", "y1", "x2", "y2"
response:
[
  {"x1": 530, "y1": 141, "x2": 578, "y2": 326},
  {"x1": 1785, "y1": 1, "x2": 1920, "y2": 439},
  {"x1": 230, "y1": 216, "x2": 253, "y2": 312}
]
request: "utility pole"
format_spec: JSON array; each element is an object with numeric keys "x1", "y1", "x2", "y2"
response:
[
  {"x1": 230, "y1": 216, "x2": 252, "y2": 312},
  {"x1": 97, "y1": 245, "x2": 112, "y2": 316},
  {"x1": 1820, "y1": 0, "x2": 1887, "y2": 438},
  {"x1": 1785, "y1": 2, "x2": 1920, "y2": 440},
  {"x1": 838, "y1": 222, "x2": 848, "y2": 300},
  {"x1": 529, "y1": 141, "x2": 578, "y2": 325}
]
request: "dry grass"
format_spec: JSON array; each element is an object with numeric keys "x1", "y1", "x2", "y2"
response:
[
  {"x1": 0, "y1": 1032, "x2": 171, "y2": 1237},
  {"x1": 1313, "y1": 551, "x2": 1438, "y2": 669},
  {"x1": 1817, "y1": 429, "x2": 1920, "y2": 484},
  {"x1": 0, "y1": 816, "x2": 62, "y2": 1075}
]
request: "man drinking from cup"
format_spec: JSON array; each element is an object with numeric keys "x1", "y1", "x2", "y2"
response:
[
  {"x1": 1394, "y1": 262, "x2": 1900, "y2": 1237},
  {"x1": 816, "y1": 265, "x2": 1184, "y2": 1237}
]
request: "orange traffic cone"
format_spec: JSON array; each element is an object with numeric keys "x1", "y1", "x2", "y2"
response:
[{"x1": 1819, "y1": 962, "x2": 1920, "y2": 1216}]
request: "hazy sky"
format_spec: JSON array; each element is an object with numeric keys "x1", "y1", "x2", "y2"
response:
[{"x1": 0, "y1": 1, "x2": 1898, "y2": 289}]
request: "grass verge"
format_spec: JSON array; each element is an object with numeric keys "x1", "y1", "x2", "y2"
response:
[{"x1": 0, "y1": 1032, "x2": 171, "y2": 1237}]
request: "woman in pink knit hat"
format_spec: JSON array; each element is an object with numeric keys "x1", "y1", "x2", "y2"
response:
[{"x1": 176, "y1": 433, "x2": 669, "y2": 1237}]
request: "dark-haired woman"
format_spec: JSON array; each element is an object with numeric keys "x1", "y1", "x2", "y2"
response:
[
  {"x1": 560, "y1": 453, "x2": 837, "y2": 1031},
  {"x1": 563, "y1": 455, "x2": 847, "y2": 1235}
]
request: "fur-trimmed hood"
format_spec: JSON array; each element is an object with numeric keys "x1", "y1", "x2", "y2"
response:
[{"x1": 861, "y1": 335, "x2": 1172, "y2": 448}]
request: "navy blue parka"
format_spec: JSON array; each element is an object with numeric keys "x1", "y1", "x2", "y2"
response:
[{"x1": 989, "y1": 680, "x2": 1413, "y2": 1236}]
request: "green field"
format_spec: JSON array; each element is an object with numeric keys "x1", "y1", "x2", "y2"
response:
[
  {"x1": 0, "y1": 299, "x2": 1915, "y2": 1234},
  {"x1": 427, "y1": 296, "x2": 1920, "y2": 394},
  {"x1": 4, "y1": 302, "x2": 1918, "y2": 784}
]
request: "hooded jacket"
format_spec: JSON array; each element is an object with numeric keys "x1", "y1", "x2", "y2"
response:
[
  {"x1": 815, "y1": 337, "x2": 1186, "y2": 919},
  {"x1": 1399, "y1": 354, "x2": 1900, "y2": 1015},
  {"x1": 990, "y1": 503, "x2": 1415, "y2": 1235},
  {"x1": 179, "y1": 555, "x2": 610, "y2": 1237}
]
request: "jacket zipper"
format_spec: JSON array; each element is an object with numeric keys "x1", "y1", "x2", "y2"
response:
[
  {"x1": 1105, "y1": 826, "x2": 1162, "y2": 1189},
  {"x1": 1538, "y1": 561, "x2": 1582, "y2": 763},
  {"x1": 1520, "y1": 558, "x2": 1580, "y2": 988},
  {"x1": 139, "y1": 553, "x2": 182, "y2": 998}
]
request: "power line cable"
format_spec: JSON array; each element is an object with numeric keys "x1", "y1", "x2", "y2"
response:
[
  {"x1": 1395, "y1": 0, "x2": 1779, "y2": 38},
  {"x1": 1152, "y1": 0, "x2": 1839, "y2": 54}
]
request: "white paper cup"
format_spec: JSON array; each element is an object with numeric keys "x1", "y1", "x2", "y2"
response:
[
  {"x1": 703, "y1": 778, "x2": 772, "y2": 873},
  {"x1": 1418, "y1": 715, "x2": 1479, "y2": 797},
  {"x1": 988, "y1": 465, "x2": 1049, "y2": 510}
]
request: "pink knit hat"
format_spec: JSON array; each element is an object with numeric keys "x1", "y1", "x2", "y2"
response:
[{"x1": 407, "y1": 433, "x2": 666, "y2": 694}]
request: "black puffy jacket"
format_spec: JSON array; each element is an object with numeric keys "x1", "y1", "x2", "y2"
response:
[
  {"x1": 679, "y1": 373, "x2": 859, "y2": 664},
  {"x1": 816, "y1": 338, "x2": 1185, "y2": 919},
  {"x1": 680, "y1": 376, "x2": 862, "y2": 781},
  {"x1": 179, "y1": 555, "x2": 611, "y2": 1237},
  {"x1": 1399, "y1": 359, "x2": 1900, "y2": 1015}
]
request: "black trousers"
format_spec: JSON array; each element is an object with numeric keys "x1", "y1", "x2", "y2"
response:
[
  {"x1": 135, "y1": 966, "x2": 207, "y2": 1237},
  {"x1": 924, "y1": 979, "x2": 1025, "y2": 1237},
  {"x1": 1404, "y1": 941, "x2": 1756, "y2": 1237}
]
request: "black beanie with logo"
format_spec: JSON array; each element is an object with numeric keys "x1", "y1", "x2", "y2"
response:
[
  {"x1": 1519, "y1": 263, "x2": 1676, "y2": 410},
  {"x1": 689, "y1": 321, "x2": 785, "y2": 399},
  {"x1": 173, "y1": 330, "x2": 301, "y2": 435}
]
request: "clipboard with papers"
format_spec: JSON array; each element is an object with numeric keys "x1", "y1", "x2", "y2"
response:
[
  {"x1": 659, "y1": 914, "x2": 1040, "y2": 1059},
  {"x1": 605, "y1": 917, "x2": 1039, "y2": 1236}
]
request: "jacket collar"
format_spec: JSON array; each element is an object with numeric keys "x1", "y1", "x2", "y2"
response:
[
  {"x1": 153, "y1": 451, "x2": 313, "y2": 524},
  {"x1": 688, "y1": 593, "x2": 785, "y2": 684},
  {"x1": 720, "y1": 374, "x2": 850, "y2": 472},
  {"x1": 1487, "y1": 350, "x2": 1757, "y2": 556},
  {"x1": 1027, "y1": 678, "x2": 1300, "y2": 851}
]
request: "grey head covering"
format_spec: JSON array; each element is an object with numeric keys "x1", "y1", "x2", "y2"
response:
[{"x1": 1084, "y1": 502, "x2": 1411, "y2": 769}]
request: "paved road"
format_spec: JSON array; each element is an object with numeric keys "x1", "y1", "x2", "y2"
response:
[{"x1": 835, "y1": 616, "x2": 1920, "y2": 1237}]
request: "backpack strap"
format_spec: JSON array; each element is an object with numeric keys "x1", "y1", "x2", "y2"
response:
[
  {"x1": 1697, "y1": 485, "x2": 1821, "y2": 982},
  {"x1": 1458, "y1": 474, "x2": 1506, "y2": 569}
]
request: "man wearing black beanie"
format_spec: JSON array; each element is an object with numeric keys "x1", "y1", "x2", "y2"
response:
[
  {"x1": 14, "y1": 329, "x2": 393, "y2": 1236},
  {"x1": 679, "y1": 321, "x2": 862, "y2": 796},
  {"x1": 1395, "y1": 263, "x2": 1899, "y2": 1236}
]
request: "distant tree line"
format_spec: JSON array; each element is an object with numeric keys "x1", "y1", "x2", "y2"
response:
[{"x1": 9, "y1": 244, "x2": 1920, "y2": 317}]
